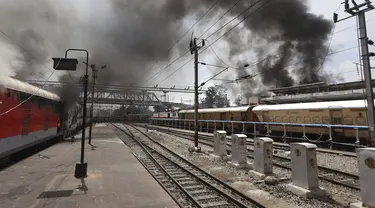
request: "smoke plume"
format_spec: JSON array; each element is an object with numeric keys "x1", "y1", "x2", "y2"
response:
[{"x1": 1, "y1": 0, "x2": 333, "y2": 102}]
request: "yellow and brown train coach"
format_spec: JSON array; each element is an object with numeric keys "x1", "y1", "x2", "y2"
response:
[
  {"x1": 178, "y1": 106, "x2": 259, "y2": 132},
  {"x1": 252, "y1": 99, "x2": 370, "y2": 141}
]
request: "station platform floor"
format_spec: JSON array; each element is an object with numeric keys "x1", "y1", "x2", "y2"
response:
[
  {"x1": 141, "y1": 123, "x2": 357, "y2": 157},
  {"x1": 0, "y1": 124, "x2": 178, "y2": 208}
]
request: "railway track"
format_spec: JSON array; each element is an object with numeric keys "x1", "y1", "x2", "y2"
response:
[
  {"x1": 112, "y1": 123, "x2": 265, "y2": 208},
  {"x1": 136, "y1": 124, "x2": 361, "y2": 191},
  {"x1": 141, "y1": 124, "x2": 357, "y2": 157}
]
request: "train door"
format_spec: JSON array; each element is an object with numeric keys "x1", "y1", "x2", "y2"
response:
[
  {"x1": 262, "y1": 111, "x2": 270, "y2": 134},
  {"x1": 220, "y1": 112, "x2": 226, "y2": 130},
  {"x1": 241, "y1": 112, "x2": 248, "y2": 121},
  {"x1": 330, "y1": 109, "x2": 344, "y2": 136}
]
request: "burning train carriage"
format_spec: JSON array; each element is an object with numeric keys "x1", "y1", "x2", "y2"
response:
[{"x1": 0, "y1": 75, "x2": 63, "y2": 159}]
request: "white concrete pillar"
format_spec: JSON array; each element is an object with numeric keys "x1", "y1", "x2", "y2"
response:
[
  {"x1": 210, "y1": 130, "x2": 228, "y2": 160},
  {"x1": 351, "y1": 148, "x2": 375, "y2": 208},
  {"x1": 250, "y1": 137, "x2": 273, "y2": 179},
  {"x1": 286, "y1": 143, "x2": 325, "y2": 198},
  {"x1": 229, "y1": 134, "x2": 247, "y2": 168}
]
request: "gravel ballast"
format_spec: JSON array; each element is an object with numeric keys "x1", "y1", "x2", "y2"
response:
[{"x1": 131, "y1": 125, "x2": 362, "y2": 208}]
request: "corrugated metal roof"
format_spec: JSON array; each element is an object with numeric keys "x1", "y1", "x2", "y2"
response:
[
  {"x1": 179, "y1": 106, "x2": 252, "y2": 114},
  {"x1": 252, "y1": 100, "x2": 370, "y2": 111},
  {"x1": 0, "y1": 75, "x2": 60, "y2": 101}
]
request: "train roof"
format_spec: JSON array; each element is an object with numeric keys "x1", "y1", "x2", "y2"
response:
[
  {"x1": 252, "y1": 99, "x2": 371, "y2": 111},
  {"x1": 179, "y1": 105, "x2": 253, "y2": 114},
  {"x1": 0, "y1": 75, "x2": 60, "y2": 101}
]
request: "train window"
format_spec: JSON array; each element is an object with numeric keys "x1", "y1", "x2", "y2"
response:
[
  {"x1": 282, "y1": 116, "x2": 288, "y2": 123},
  {"x1": 296, "y1": 116, "x2": 302, "y2": 123},
  {"x1": 322, "y1": 116, "x2": 330, "y2": 124},
  {"x1": 269, "y1": 116, "x2": 274, "y2": 122},
  {"x1": 289, "y1": 116, "x2": 296, "y2": 123},
  {"x1": 304, "y1": 116, "x2": 311, "y2": 123},
  {"x1": 344, "y1": 117, "x2": 353, "y2": 125},
  {"x1": 356, "y1": 117, "x2": 366, "y2": 125},
  {"x1": 333, "y1": 117, "x2": 343, "y2": 124},
  {"x1": 275, "y1": 116, "x2": 281, "y2": 122},
  {"x1": 6, "y1": 90, "x2": 11, "y2": 97},
  {"x1": 220, "y1": 112, "x2": 225, "y2": 120},
  {"x1": 312, "y1": 116, "x2": 320, "y2": 123}
]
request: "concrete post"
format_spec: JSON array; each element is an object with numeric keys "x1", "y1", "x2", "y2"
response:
[
  {"x1": 286, "y1": 143, "x2": 326, "y2": 198},
  {"x1": 228, "y1": 134, "x2": 248, "y2": 169},
  {"x1": 210, "y1": 130, "x2": 228, "y2": 161},
  {"x1": 249, "y1": 137, "x2": 273, "y2": 179},
  {"x1": 351, "y1": 148, "x2": 375, "y2": 208}
]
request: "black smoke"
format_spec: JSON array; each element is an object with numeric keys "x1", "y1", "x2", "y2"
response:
[
  {"x1": 0, "y1": 0, "x2": 76, "y2": 80},
  {"x1": 1, "y1": 0, "x2": 333, "y2": 101}
]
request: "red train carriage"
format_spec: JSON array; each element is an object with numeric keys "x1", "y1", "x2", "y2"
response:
[{"x1": 0, "y1": 75, "x2": 63, "y2": 159}]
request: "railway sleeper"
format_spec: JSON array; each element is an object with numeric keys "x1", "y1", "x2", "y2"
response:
[
  {"x1": 200, "y1": 200, "x2": 231, "y2": 208},
  {"x1": 184, "y1": 185, "x2": 204, "y2": 191},
  {"x1": 195, "y1": 195, "x2": 223, "y2": 202},
  {"x1": 180, "y1": 181, "x2": 200, "y2": 187}
]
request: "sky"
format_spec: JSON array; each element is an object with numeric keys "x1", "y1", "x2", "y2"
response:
[{"x1": 0, "y1": 0, "x2": 375, "y2": 106}]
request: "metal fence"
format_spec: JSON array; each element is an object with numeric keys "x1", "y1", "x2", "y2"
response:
[{"x1": 150, "y1": 118, "x2": 369, "y2": 148}]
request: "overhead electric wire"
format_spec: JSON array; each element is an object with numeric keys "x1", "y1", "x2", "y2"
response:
[
  {"x1": 222, "y1": 43, "x2": 370, "y2": 85},
  {"x1": 144, "y1": 0, "x2": 221, "y2": 84},
  {"x1": 199, "y1": 67, "x2": 229, "y2": 87},
  {"x1": 0, "y1": 28, "x2": 55, "y2": 76},
  {"x1": 204, "y1": 0, "x2": 262, "y2": 40},
  {"x1": 158, "y1": 0, "x2": 270, "y2": 85},
  {"x1": 0, "y1": 27, "x2": 71, "y2": 115},
  {"x1": 199, "y1": 0, "x2": 241, "y2": 38}
]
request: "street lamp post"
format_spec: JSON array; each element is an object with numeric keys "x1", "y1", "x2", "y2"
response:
[{"x1": 52, "y1": 48, "x2": 89, "y2": 179}]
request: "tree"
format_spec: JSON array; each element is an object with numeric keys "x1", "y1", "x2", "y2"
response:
[{"x1": 201, "y1": 86, "x2": 230, "y2": 108}]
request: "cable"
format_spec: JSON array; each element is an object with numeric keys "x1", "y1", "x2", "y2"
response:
[
  {"x1": 221, "y1": 43, "x2": 368, "y2": 85},
  {"x1": 0, "y1": 64, "x2": 59, "y2": 116},
  {"x1": 143, "y1": 0, "x2": 220, "y2": 84},
  {"x1": 158, "y1": 0, "x2": 271, "y2": 85},
  {"x1": 204, "y1": 0, "x2": 263, "y2": 40},
  {"x1": 144, "y1": 49, "x2": 190, "y2": 83},
  {"x1": 209, "y1": 44, "x2": 238, "y2": 69},
  {"x1": 199, "y1": 67, "x2": 229, "y2": 87},
  {"x1": 334, "y1": 17, "x2": 375, "y2": 35},
  {"x1": 315, "y1": 5, "x2": 342, "y2": 73},
  {"x1": 0, "y1": 29, "x2": 53, "y2": 77},
  {"x1": 199, "y1": 0, "x2": 241, "y2": 38}
]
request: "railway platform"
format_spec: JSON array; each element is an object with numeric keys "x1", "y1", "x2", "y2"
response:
[{"x1": 0, "y1": 124, "x2": 178, "y2": 208}]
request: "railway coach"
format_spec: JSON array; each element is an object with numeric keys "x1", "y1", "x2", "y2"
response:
[
  {"x1": 0, "y1": 75, "x2": 70, "y2": 159},
  {"x1": 252, "y1": 100, "x2": 370, "y2": 144},
  {"x1": 178, "y1": 105, "x2": 260, "y2": 133}
]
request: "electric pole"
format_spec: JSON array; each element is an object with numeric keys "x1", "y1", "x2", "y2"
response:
[
  {"x1": 190, "y1": 37, "x2": 205, "y2": 151},
  {"x1": 334, "y1": 0, "x2": 375, "y2": 146},
  {"x1": 85, "y1": 63, "x2": 107, "y2": 145}
]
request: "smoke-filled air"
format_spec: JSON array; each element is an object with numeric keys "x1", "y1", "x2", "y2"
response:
[{"x1": 0, "y1": 0, "x2": 335, "y2": 103}]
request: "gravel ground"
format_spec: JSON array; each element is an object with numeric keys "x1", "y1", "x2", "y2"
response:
[
  {"x1": 131, "y1": 126, "x2": 363, "y2": 208},
  {"x1": 316, "y1": 153, "x2": 358, "y2": 175},
  {"x1": 150, "y1": 125, "x2": 360, "y2": 176},
  {"x1": 269, "y1": 146, "x2": 359, "y2": 176}
]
